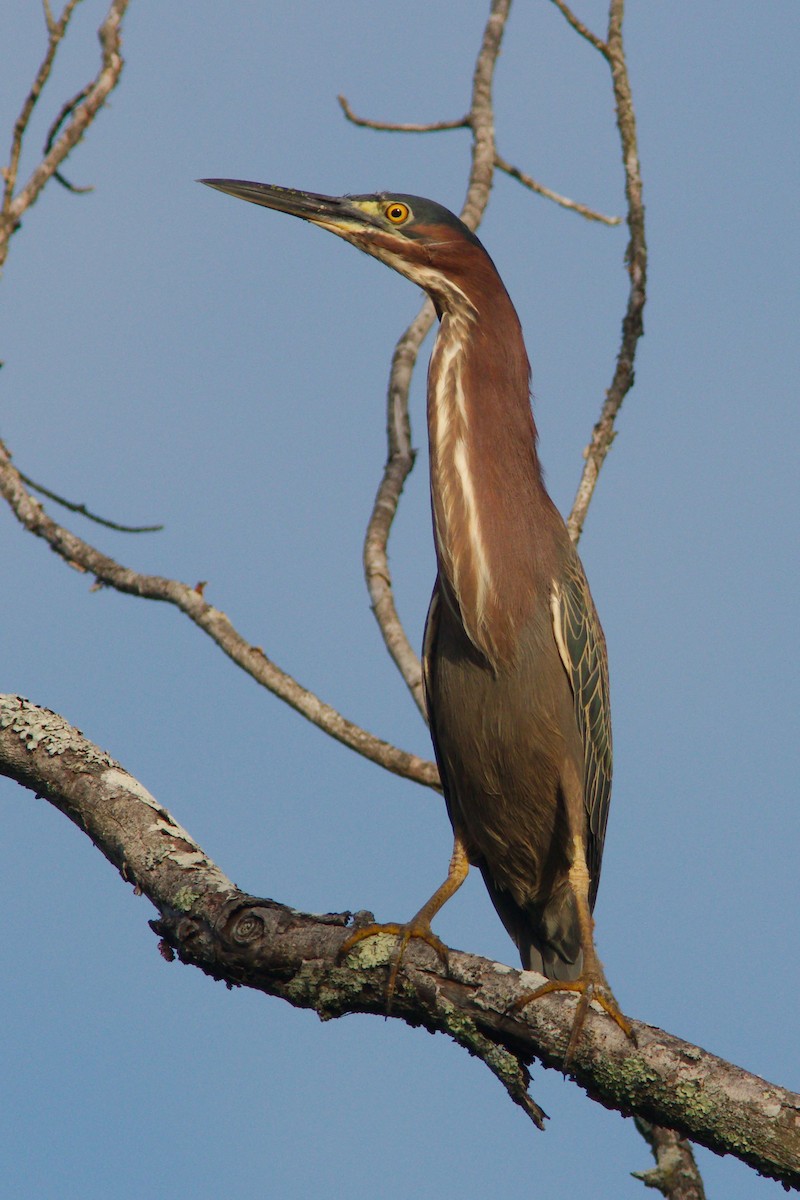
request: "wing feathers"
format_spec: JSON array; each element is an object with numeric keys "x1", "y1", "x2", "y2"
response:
[{"x1": 551, "y1": 556, "x2": 613, "y2": 905}]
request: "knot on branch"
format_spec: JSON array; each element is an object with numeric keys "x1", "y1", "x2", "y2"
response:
[{"x1": 229, "y1": 907, "x2": 268, "y2": 947}]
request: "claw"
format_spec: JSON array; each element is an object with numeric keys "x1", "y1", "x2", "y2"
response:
[
  {"x1": 512, "y1": 975, "x2": 636, "y2": 1066},
  {"x1": 338, "y1": 919, "x2": 449, "y2": 1009},
  {"x1": 336, "y1": 837, "x2": 468, "y2": 1009}
]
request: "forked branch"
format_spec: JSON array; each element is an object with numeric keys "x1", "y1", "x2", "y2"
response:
[
  {"x1": 0, "y1": 0, "x2": 130, "y2": 275},
  {"x1": 336, "y1": 105, "x2": 621, "y2": 225},
  {"x1": 0, "y1": 8, "x2": 779, "y2": 1198},
  {"x1": 354, "y1": 0, "x2": 645, "y2": 721}
]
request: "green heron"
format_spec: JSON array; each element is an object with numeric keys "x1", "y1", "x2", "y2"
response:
[{"x1": 202, "y1": 179, "x2": 631, "y2": 1057}]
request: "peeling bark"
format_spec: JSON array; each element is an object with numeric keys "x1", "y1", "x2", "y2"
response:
[{"x1": 2, "y1": 695, "x2": 798, "y2": 1190}]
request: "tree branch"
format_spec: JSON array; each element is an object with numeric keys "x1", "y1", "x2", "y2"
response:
[
  {"x1": 495, "y1": 151, "x2": 622, "y2": 226},
  {"x1": 549, "y1": 0, "x2": 608, "y2": 55},
  {"x1": 0, "y1": 441, "x2": 439, "y2": 790},
  {"x1": 337, "y1": 95, "x2": 620, "y2": 228},
  {"x1": 360, "y1": 0, "x2": 512, "y2": 713},
  {"x1": 0, "y1": 0, "x2": 130, "y2": 275},
  {"x1": 2, "y1": 0, "x2": 82, "y2": 221},
  {"x1": 362, "y1": 300, "x2": 434, "y2": 718},
  {"x1": 565, "y1": 0, "x2": 648, "y2": 542},
  {"x1": 18, "y1": 469, "x2": 164, "y2": 532},
  {"x1": 2, "y1": 694, "x2": 798, "y2": 1189},
  {"x1": 337, "y1": 95, "x2": 469, "y2": 133},
  {"x1": 633, "y1": 1120, "x2": 708, "y2": 1200},
  {"x1": 354, "y1": 0, "x2": 640, "y2": 719},
  {"x1": 43, "y1": 83, "x2": 97, "y2": 194}
]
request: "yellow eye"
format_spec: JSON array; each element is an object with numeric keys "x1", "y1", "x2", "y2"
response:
[{"x1": 384, "y1": 201, "x2": 410, "y2": 225}]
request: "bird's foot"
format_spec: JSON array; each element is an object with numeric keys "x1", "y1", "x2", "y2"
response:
[
  {"x1": 338, "y1": 917, "x2": 449, "y2": 1010},
  {"x1": 512, "y1": 974, "x2": 636, "y2": 1066}
]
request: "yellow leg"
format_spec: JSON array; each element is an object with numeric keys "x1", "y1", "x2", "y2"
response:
[
  {"x1": 513, "y1": 835, "x2": 635, "y2": 1065},
  {"x1": 338, "y1": 836, "x2": 470, "y2": 1006}
]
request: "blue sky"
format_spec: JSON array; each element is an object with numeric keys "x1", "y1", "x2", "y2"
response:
[{"x1": 2, "y1": 3, "x2": 798, "y2": 1197}]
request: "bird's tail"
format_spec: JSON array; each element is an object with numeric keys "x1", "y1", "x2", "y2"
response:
[{"x1": 479, "y1": 866, "x2": 583, "y2": 982}]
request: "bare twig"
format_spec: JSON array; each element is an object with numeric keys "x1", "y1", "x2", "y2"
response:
[
  {"x1": 2, "y1": 0, "x2": 82, "y2": 219},
  {"x1": 19, "y1": 470, "x2": 164, "y2": 532},
  {"x1": 361, "y1": 0, "x2": 513, "y2": 712},
  {"x1": 565, "y1": 0, "x2": 648, "y2": 542},
  {"x1": 461, "y1": 0, "x2": 511, "y2": 228},
  {"x1": 337, "y1": 97, "x2": 617, "y2": 227},
  {"x1": 2, "y1": 694, "x2": 799, "y2": 1188},
  {"x1": 0, "y1": 0, "x2": 438, "y2": 790},
  {"x1": 549, "y1": 0, "x2": 608, "y2": 55},
  {"x1": 495, "y1": 152, "x2": 622, "y2": 225},
  {"x1": 633, "y1": 1121, "x2": 707, "y2": 1200},
  {"x1": 362, "y1": 301, "x2": 434, "y2": 718},
  {"x1": 43, "y1": 85, "x2": 95, "y2": 193},
  {"x1": 0, "y1": 0, "x2": 130, "y2": 275},
  {"x1": 337, "y1": 95, "x2": 468, "y2": 133},
  {"x1": 0, "y1": 442, "x2": 439, "y2": 790}
]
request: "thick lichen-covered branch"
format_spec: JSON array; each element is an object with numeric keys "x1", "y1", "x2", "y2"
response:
[{"x1": 2, "y1": 694, "x2": 798, "y2": 1189}]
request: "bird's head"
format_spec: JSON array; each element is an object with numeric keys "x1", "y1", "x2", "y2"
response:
[{"x1": 200, "y1": 179, "x2": 497, "y2": 314}]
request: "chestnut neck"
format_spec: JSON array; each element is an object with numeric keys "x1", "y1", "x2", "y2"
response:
[{"x1": 426, "y1": 248, "x2": 564, "y2": 667}]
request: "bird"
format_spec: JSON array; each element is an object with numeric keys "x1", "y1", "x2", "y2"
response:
[{"x1": 201, "y1": 179, "x2": 631, "y2": 1058}]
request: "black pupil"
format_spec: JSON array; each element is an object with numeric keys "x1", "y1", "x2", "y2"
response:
[{"x1": 390, "y1": 207, "x2": 404, "y2": 220}]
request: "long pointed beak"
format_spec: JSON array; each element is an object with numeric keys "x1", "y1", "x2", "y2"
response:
[{"x1": 199, "y1": 178, "x2": 378, "y2": 231}]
